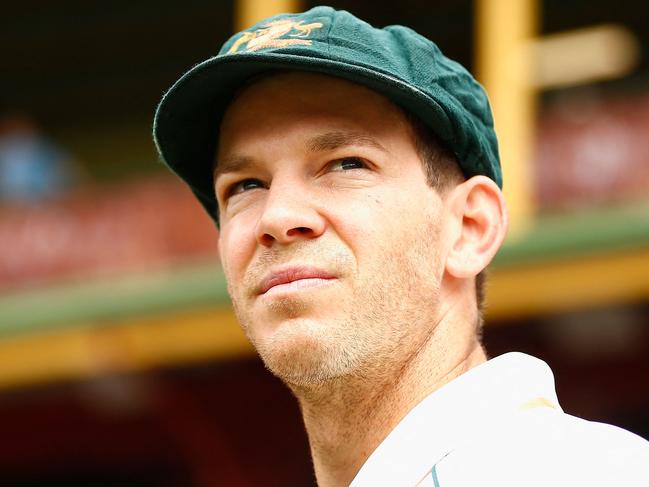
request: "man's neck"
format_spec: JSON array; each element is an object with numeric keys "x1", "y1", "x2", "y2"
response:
[{"x1": 291, "y1": 322, "x2": 487, "y2": 487}]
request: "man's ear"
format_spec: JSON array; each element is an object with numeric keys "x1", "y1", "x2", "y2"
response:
[{"x1": 444, "y1": 176, "x2": 509, "y2": 279}]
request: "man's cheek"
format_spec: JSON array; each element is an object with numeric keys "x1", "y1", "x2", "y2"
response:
[{"x1": 219, "y1": 235, "x2": 250, "y2": 279}]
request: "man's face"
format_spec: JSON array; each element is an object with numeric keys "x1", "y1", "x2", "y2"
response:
[{"x1": 215, "y1": 72, "x2": 452, "y2": 387}]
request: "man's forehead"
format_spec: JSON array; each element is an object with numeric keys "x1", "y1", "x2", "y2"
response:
[
  {"x1": 218, "y1": 71, "x2": 411, "y2": 139},
  {"x1": 215, "y1": 70, "x2": 410, "y2": 162}
]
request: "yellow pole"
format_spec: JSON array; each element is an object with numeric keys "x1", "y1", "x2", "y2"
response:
[
  {"x1": 234, "y1": 0, "x2": 303, "y2": 31},
  {"x1": 475, "y1": 0, "x2": 539, "y2": 237}
]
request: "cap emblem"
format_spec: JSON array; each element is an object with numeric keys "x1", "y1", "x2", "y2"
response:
[{"x1": 227, "y1": 19, "x2": 324, "y2": 54}]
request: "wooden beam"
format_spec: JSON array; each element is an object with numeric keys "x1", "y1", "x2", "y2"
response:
[
  {"x1": 234, "y1": 0, "x2": 302, "y2": 31},
  {"x1": 487, "y1": 247, "x2": 649, "y2": 321},
  {"x1": 475, "y1": 0, "x2": 539, "y2": 237},
  {"x1": 0, "y1": 307, "x2": 253, "y2": 391}
]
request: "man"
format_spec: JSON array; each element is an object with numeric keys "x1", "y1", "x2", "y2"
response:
[{"x1": 153, "y1": 6, "x2": 649, "y2": 486}]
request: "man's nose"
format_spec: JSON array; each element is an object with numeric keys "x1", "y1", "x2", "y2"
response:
[{"x1": 254, "y1": 181, "x2": 326, "y2": 247}]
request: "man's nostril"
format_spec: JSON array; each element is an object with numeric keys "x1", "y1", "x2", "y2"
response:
[{"x1": 287, "y1": 226, "x2": 312, "y2": 236}]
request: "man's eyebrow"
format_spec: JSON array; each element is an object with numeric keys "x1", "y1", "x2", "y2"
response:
[
  {"x1": 306, "y1": 131, "x2": 388, "y2": 154},
  {"x1": 214, "y1": 132, "x2": 387, "y2": 179},
  {"x1": 213, "y1": 155, "x2": 254, "y2": 180}
]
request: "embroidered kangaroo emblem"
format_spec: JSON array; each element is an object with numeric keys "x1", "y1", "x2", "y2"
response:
[{"x1": 227, "y1": 19, "x2": 324, "y2": 54}]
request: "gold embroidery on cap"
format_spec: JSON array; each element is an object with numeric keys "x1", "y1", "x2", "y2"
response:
[{"x1": 227, "y1": 19, "x2": 324, "y2": 54}]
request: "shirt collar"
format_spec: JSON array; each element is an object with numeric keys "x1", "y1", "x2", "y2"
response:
[{"x1": 350, "y1": 352, "x2": 561, "y2": 486}]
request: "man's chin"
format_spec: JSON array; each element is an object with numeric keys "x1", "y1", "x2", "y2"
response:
[{"x1": 252, "y1": 324, "x2": 355, "y2": 387}]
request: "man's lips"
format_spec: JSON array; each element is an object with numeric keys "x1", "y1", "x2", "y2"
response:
[{"x1": 258, "y1": 266, "x2": 337, "y2": 295}]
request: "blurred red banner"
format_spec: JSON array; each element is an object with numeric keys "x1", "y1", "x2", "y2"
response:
[
  {"x1": 536, "y1": 92, "x2": 649, "y2": 210},
  {"x1": 0, "y1": 175, "x2": 218, "y2": 292}
]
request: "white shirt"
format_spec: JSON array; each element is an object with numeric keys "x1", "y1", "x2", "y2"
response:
[{"x1": 350, "y1": 352, "x2": 649, "y2": 486}]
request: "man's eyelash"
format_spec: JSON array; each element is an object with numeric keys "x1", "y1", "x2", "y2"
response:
[
  {"x1": 332, "y1": 157, "x2": 368, "y2": 170},
  {"x1": 227, "y1": 178, "x2": 264, "y2": 197}
]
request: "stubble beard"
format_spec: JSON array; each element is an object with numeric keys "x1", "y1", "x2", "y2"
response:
[{"x1": 228, "y1": 221, "x2": 443, "y2": 392}]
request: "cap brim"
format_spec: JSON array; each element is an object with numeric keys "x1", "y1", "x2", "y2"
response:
[{"x1": 153, "y1": 52, "x2": 453, "y2": 222}]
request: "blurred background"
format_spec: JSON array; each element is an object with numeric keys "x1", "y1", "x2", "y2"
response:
[{"x1": 1, "y1": 0, "x2": 648, "y2": 485}]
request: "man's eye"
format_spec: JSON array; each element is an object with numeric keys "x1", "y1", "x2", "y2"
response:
[
  {"x1": 229, "y1": 178, "x2": 264, "y2": 196},
  {"x1": 330, "y1": 157, "x2": 368, "y2": 171}
]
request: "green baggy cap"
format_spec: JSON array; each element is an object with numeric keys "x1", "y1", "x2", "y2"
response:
[{"x1": 153, "y1": 5, "x2": 501, "y2": 224}]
